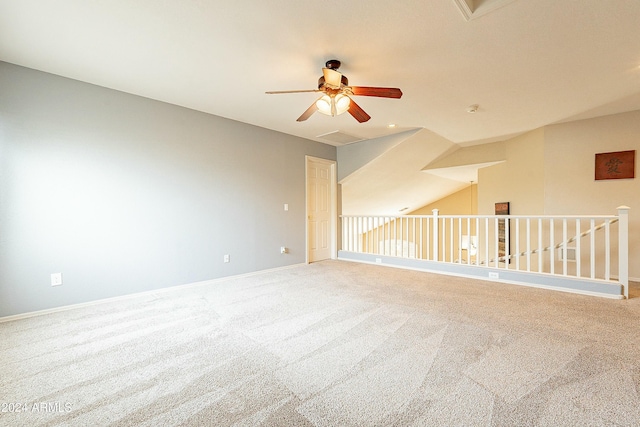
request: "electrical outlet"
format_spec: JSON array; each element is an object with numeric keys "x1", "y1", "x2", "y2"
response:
[
  {"x1": 375, "y1": 258, "x2": 382, "y2": 264},
  {"x1": 51, "y1": 273, "x2": 63, "y2": 286},
  {"x1": 224, "y1": 254, "x2": 230, "y2": 263},
  {"x1": 284, "y1": 203, "x2": 289, "y2": 211},
  {"x1": 489, "y1": 272, "x2": 499, "y2": 279}
]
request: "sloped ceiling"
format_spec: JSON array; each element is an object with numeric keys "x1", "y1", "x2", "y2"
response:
[
  {"x1": 1, "y1": 0, "x2": 640, "y2": 213},
  {"x1": 341, "y1": 129, "x2": 458, "y2": 215}
]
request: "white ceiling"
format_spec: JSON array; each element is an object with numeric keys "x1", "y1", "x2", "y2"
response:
[{"x1": 2, "y1": 0, "x2": 640, "y2": 214}]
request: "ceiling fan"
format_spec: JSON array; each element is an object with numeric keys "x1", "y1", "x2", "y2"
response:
[{"x1": 265, "y1": 59, "x2": 402, "y2": 123}]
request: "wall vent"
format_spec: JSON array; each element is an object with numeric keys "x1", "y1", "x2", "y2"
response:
[{"x1": 558, "y1": 246, "x2": 577, "y2": 262}]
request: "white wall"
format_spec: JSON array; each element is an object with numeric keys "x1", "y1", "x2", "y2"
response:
[
  {"x1": 478, "y1": 128, "x2": 545, "y2": 216},
  {"x1": 410, "y1": 184, "x2": 477, "y2": 215},
  {"x1": 544, "y1": 110, "x2": 639, "y2": 279},
  {"x1": 0, "y1": 62, "x2": 336, "y2": 317}
]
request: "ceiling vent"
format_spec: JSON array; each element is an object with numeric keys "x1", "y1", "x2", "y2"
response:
[
  {"x1": 453, "y1": 0, "x2": 519, "y2": 21},
  {"x1": 316, "y1": 130, "x2": 364, "y2": 145}
]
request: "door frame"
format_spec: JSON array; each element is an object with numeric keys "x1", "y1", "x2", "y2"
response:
[{"x1": 305, "y1": 155, "x2": 338, "y2": 263}]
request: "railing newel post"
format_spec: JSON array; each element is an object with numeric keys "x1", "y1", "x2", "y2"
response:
[{"x1": 618, "y1": 206, "x2": 630, "y2": 299}]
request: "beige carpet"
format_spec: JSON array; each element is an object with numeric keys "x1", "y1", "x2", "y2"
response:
[{"x1": 1, "y1": 260, "x2": 639, "y2": 426}]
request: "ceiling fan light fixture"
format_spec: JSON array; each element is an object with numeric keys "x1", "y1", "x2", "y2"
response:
[
  {"x1": 316, "y1": 95, "x2": 332, "y2": 115},
  {"x1": 335, "y1": 94, "x2": 350, "y2": 114},
  {"x1": 316, "y1": 94, "x2": 350, "y2": 116}
]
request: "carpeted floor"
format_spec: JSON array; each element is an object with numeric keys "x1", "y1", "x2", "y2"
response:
[{"x1": 1, "y1": 260, "x2": 639, "y2": 426}]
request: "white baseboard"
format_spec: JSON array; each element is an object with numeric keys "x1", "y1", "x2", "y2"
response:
[
  {"x1": 338, "y1": 251, "x2": 626, "y2": 300},
  {"x1": 0, "y1": 263, "x2": 306, "y2": 324}
]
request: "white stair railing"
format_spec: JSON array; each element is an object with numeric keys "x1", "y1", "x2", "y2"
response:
[{"x1": 340, "y1": 206, "x2": 629, "y2": 298}]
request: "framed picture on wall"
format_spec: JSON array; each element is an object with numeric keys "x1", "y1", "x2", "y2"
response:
[
  {"x1": 495, "y1": 202, "x2": 510, "y2": 264},
  {"x1": 595, "y1": 150, "x2": 635, "y2": 180}
]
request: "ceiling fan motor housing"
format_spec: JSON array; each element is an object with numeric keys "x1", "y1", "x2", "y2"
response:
[
  {"x1": 325, "y1": 59, "x2": 341, "y2": 70},
  {"x1": 318, "y1": 75, "x2": 349, "y2": 90}
]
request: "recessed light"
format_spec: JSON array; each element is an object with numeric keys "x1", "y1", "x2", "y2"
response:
[
  {"x1": 467, "y1": 104, "x2": 479, "y2": 113},
  {"x1": 387, "y1": 123, "x2": 397, "y2": 128}
]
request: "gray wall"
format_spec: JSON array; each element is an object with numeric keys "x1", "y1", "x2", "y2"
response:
[{"x1": 0, "y1": 62, "x2": 336, "y2": 317}]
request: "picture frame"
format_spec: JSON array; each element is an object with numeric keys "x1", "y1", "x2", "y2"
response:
[{"x1": 595, "y1": 150, "x2": 635, "y2": 180}]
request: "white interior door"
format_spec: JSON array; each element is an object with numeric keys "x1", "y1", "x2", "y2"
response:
[{"x1": 307, "y1": 157, "x2": 335, "y2": 262}]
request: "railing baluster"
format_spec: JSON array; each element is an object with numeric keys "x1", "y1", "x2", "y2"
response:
[
  {"x1": 389, "y1": 217, "x2": 392, "y2": 256},
  {"x1": 449, "y1": 218, "x2": 454, "y2": 263},
  {"x1": 370, "y1": 216, "x2": 374, "y2": 253},
  {"x1": 428, "y1": 217, "x2": 431, "y2": 260},
  {"x1": 419, "y1": 218, "x2": 423, "y2": 259},
  {"x1": 441, "y1": 218, "x2": 446, "y2": 262},
  {"x1": 550, "y1": 219, "x2": 555, "y2": 275},
  {"x1": 504, "y1": 216, "x2": 510, "y2": 270},
  {"x1": 353, "y1": 216, "x2": 357, "y2": 252},
  {"x1": 351, "y1": 216, "x2": 355, "y2": 252},
  {"x1": 399, "y1": 217, "x2": 403, "y2": 257},
  {"x1": 562, "y1": 219, "x2": 568, "y2": 276},
  {"x1": 458, "y1": 217, "x2": 462, "y2": 263},
  {"x1": 368, "y1": 217, "x2": 372, "y2": 254},
  {"x1": 344, "y1": 217, "x2": 347, "y2": 251},
  {"x1": 365, "y1": 217, "x2": 369, "y2": 253},
  {"x1": 354, "y1": 216, "x2": 357, "y2": 252},
  {"x1": 393, "y1": 217, "x2": 397, "y2": 257},
  {"x1": 467, "y1": 216, "x2": 478, "y2": 265},
  {"x1": 380, "y1": 216, "x2": 383, "y2": 255},
  {"x1": 356, "y1": 216, "x2": 362, "y2": 252},
  {"x1": 494, "y1": 218, "x2": 499, "y2": 268},
  {"x1": 576, "y1": 219, "x2": 581, "y2": 278},
  {"x1": 399, "y1": 216, "x2": 402, "y2": 257},
  {"x1": 605, "y1": 219, "x2": 610, "y2": 280},
  {"x1": 362, "y1": 217, "x2": 366, "y2": 253},
  {"x1": 432, "y1": 210, "x2": 439, "y2": 261},
  {"x1": 345, "y1": 216, "x2": 349, "y2": 252},
  {"x1": 526, "y1": 218, "x2": 531, "y2": 272},
  {"x1": 376, "y1": 217, "x2": 379, "y2": 254},
  {"x1": 515, "y1": 218, "x2": 520, "y2": 270},
  {"x1": 590, "y1": 219, "x2": 595, "y2": 279},
  {"x1": 412, "y1": 217, "x2": 416, "y2": 258},
  {"x1": 405, "y1": 217, "x2": 409, "y2": 257},
  {"x1": 450, "y1": 218, "x2": 453, "y2": 262},
  {"x1": 396, "y1": 217, "x2": 400, "y2": 257},
  {"x1": 352, "y1": 217, "x2": 356, "y2": 252},
  {"x1": 538, "y1": 218, "x2": 543, "y2": 272},
  {"x1": 485, "y1": 218, "x2": 489, "y2": 267}
]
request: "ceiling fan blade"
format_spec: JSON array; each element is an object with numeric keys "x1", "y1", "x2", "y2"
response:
[
  {"x1": 349, "y1": 86, "x2": 403, "y2": 99},
  {"x1": 322, "y1": 67, "x2": 342, "y2": 89},
  {"x1": 347, "y1": 98, "x2": 371, "y2": 123},
  {"x1": 296, "y1": 102, "x2": 318, "y2": 122},
  {"x1": 266, "y1": 89, "x2": 321, "y2": 94}
]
